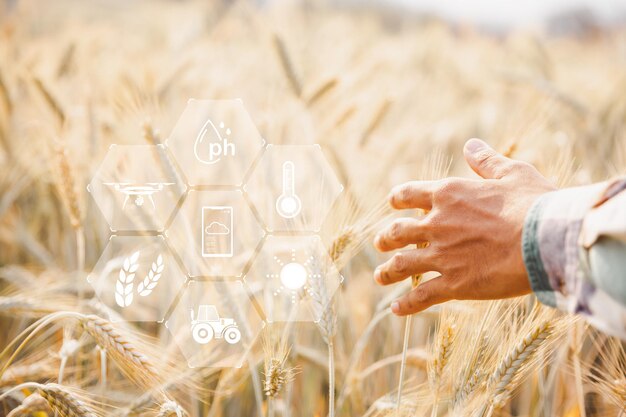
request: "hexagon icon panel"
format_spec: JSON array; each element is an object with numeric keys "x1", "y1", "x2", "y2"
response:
[
  {"x1": 245, "y1": 145, "x2": 343, "y2": 232},
  {"x1": 245, "y1": 235, "x2": 342, "y2": 323},
  {"x1": 88, "y1": 145, "x2": 185, "y2": 232},
  {"x1": 166, "y1": 99, "x2": 265, "y2": 186},
  {"x1": 165, "y1": 280, "x2": 263, "y2": 368},
  {"x1": 167, "y1": 190, "x2": 264, "y2": 277},
  {"x1": 88, "y1": 235, "x2": 186, "y2": 322}
]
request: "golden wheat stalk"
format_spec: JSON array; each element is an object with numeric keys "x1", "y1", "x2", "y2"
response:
[
  {"x1": 306, "y1": 78, "x2": 338, "y2": 106},
  {"x1": 395, "y1": 274, "x2": 423, "y2": 416},
  {"x1": 32, "y1": 76, "x2": 65, "y2": 127},
  {"x1": 0, "y1": 312, "x2": 160, "y2": 389},
  {"x1": 0, "y1": 67, "x2": 11, "y2": 114},
  {"x1": 273, "y1": 33, "x2": 301, "y2": 97},
  {"x1": 262, "y1": 326, "x2": 296, "y2": 400},
  {"x1": 6, "y1": 392, "x2": 51, "y2": 417},
  {"x1": 80, "y1": 314, "x2": 159, "y2": 382},
  {"x1": 38, "y1": 384, "x2": 98, "y2": 417},
  {"x1": 264, "y1": 357, "x2": 294, "y2": 398},
  {"x1": 429, "y1": 324, "x2": 455, "y2": 390},
  {"x1": 53, "y1": 146, "x2": 82, "y2": 230},
  {"x1": 487, "y1": 320, "x2": 553, "y2": 410},
  {"x1": 1, "y1": 383, "x2": 98, "y2": 417}
]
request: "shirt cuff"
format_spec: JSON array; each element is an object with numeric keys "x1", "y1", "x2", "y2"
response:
[
  {"x1": 522, "y1": 194, "x2": 556, "y2": 307},
  {"x1": 521, "y1": 183, "x2": 608, "y2": 309}
]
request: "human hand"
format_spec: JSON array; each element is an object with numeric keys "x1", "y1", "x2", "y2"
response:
[{"x1": 373, "y1": 139, "x2": 556, "y2": 316}]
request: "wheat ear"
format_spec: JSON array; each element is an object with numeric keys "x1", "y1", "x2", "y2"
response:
[
  {"x1": 156, "y1": 400, "x2": 184, "y2": 417},
  {"x1": 273, "y1": 33, "x2": 301, "y2": 96},
  {"x1": 612, "y1": 379, "x2": 626, "y2": 410},
  {"x1": 0, "y1": 68, "x2": 11, "y2": 114},
  {"x1": 428, "y1": 323, "x2": 455, "y2": 417},
  {"x1": 54, "y1": 146, "x2": 82, "y2": 230},
  {"x1": 307, "y1": 253, "x2": 338, "y2": 417},
  {"x1": 262, "y1": 327, "x2": 296, "y2": 398},
  {"x1": 6, "y1": 392, "x2": 51, "y2": 417},
  {"x1": 53, "y1": 144, "x2": 85, "y2": 284},
  {"x1": 38, "y1": 384, "x2": 98, "y2": 417},
  {"x1": 80, "y1": 314, "x2": 159, "y2": 382},
  {"x1": 306, "y1": 78, "x2": 338, "y2": 106},
  {"x1": 488, "y1": 321, "x2": 553, "y2": 410},
  {"x1": 32, "y1": 76, "x2": 65, "y2": 126},
  {"x1": 1, "y1": 383, "x2": 97, "y2": 417},
  {"x1": 0, "y1": 311, "x2": 161, "y2": 388},
  {"x1": 429, "y1": 324, "x2": 455, "y2": 389},
  {"x1": 328, "y1": 226, "x2": 355, "y2": 266}
]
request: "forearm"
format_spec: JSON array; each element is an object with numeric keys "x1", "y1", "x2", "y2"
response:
[{"x1": 522, "y1": 176, "x2": 626, "y2": 339}]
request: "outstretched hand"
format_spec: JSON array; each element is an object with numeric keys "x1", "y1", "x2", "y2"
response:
[{"x1": 373, "y1": 139, "x2": 556, "y2": 316}]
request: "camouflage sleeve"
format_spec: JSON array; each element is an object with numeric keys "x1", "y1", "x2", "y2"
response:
[{"x1": 522, "y1": 176, "x2": 626, "y2": 340}]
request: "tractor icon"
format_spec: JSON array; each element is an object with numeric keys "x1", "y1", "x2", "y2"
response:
[{"x1": 190, "y1": 305, "x2": 242, "y2": 345}]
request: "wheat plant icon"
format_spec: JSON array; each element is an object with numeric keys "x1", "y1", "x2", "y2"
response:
[{"x1": 115, "y1": 252, "x2": 164, "y2": 308}]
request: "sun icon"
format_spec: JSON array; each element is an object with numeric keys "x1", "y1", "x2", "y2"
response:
[{"x1": 267, "y1": 249, "x2": 319, "y2": 304}]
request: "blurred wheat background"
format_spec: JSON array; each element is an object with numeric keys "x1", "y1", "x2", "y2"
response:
[{"x1": 0, "y1": 0, "x2": 625, "y2": 416}]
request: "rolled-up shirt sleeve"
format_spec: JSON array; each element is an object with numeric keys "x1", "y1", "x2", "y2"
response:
[{"x1": 522, "y1": 176, "x2": 626, "y2": 340}]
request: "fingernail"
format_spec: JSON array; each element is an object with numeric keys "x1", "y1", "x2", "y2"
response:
[
  {"x1": 374, "y1": 268, "x2": 382, "y2": 284},
  {"x1": 465, "y1": 138, "x2": 487, "y2": 153},
  {"x1": 390, "y1": 301, "x2": 400, "y2": 314}
]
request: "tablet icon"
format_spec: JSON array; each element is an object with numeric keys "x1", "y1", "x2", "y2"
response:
[{"x1": 201, "y1": 206, "x2": 233, "y2": 258}]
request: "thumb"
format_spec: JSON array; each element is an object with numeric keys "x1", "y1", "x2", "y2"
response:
[{"x1": 463, "y1": 138, "x2": 515, "y2": 180}]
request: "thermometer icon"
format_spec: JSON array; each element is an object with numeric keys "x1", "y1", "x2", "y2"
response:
[{"x1": 275, "y1": 161, "x2": 302, "y2": 219}]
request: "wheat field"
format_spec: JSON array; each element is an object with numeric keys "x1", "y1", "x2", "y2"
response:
[{"x1": 0, "y1": 1, "x2": 625, "y2": 416}]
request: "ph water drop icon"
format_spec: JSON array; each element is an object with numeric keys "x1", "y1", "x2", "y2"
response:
[{"x1": 194, "y1": 119, "x2": 236, "y2": 165}]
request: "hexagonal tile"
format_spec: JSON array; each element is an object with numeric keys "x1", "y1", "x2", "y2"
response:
[
  {"x1": 165, "y1": 280, "x2": 263, "y2": 368},
  {"x1": 88, "y1": 144, "x2": 185, "y2": 232},
  {"x1": 166, "y1": 99, "x2": 265, "y2": 186},
  {"x1": 166, "y1": 190, "x2": 264, "y2": 278},
  {"x1": 245, "y1": 235, "x2": 343, "y2": 323},
  {"x1": 245, "y1": 145, "x2": 343, "y2": 232},
  {"x1": 87, "y1": 235, "x2": 186, "y2": 322}
]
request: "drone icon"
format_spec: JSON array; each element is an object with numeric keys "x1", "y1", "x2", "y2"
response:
[{"x1": 104, "y1": 182, "x2": 174, "y2": 209}]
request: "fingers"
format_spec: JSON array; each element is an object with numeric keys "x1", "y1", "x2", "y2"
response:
[
  {"x1": 388, "y1": 181, "x2": 438, "y2": 210},
  {"x1": 374, "y1": 218, "x2": 431, "y2": 252},
  {"x1": 463, "y1": 138, "x2": 516, "y2": 180},
  {"x1": 390, "y1": 276, "x2": 453, "y2": 315},
  {"x1": 374, "y1": 248, "x2": 438, "y2": 285}
]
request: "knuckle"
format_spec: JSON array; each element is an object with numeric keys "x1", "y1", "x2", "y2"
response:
[
  {"x1": 474, "y1": 149, "x2": 496, "y2": 166},
  {"x1": 446, "y1": 277, "x2": 463, "y2": 295},
  {"x1": 433, "y1": 179, "x2": 461, "y2": 203},
  {"x1": 511, "y1": 160, "x2": 536, "y2": 176},
  {"x1": 404, "y1": 295, "x2": 416, "y2": 311},
  {"x1": 392, "y1": 253, "x2": 408, "y2": 274},
  {"x1": 425, "y1": 211, "x2": 443, "y2": 231},
  {"x1": 421, "y1": 215, "x2": 436, "y2": 232},
  {"x1": 388, "y1": 221, "x2": 404, "y2": 242},
  {"x1": 396, "y1": 184, "x2": 413, "y2": 204},
  {"x1": 429, "y1": 246, "x2": 445, "y2": 263},
  {"x1": 413, "y1": 288, "x2": 431, "y2": 304}
]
